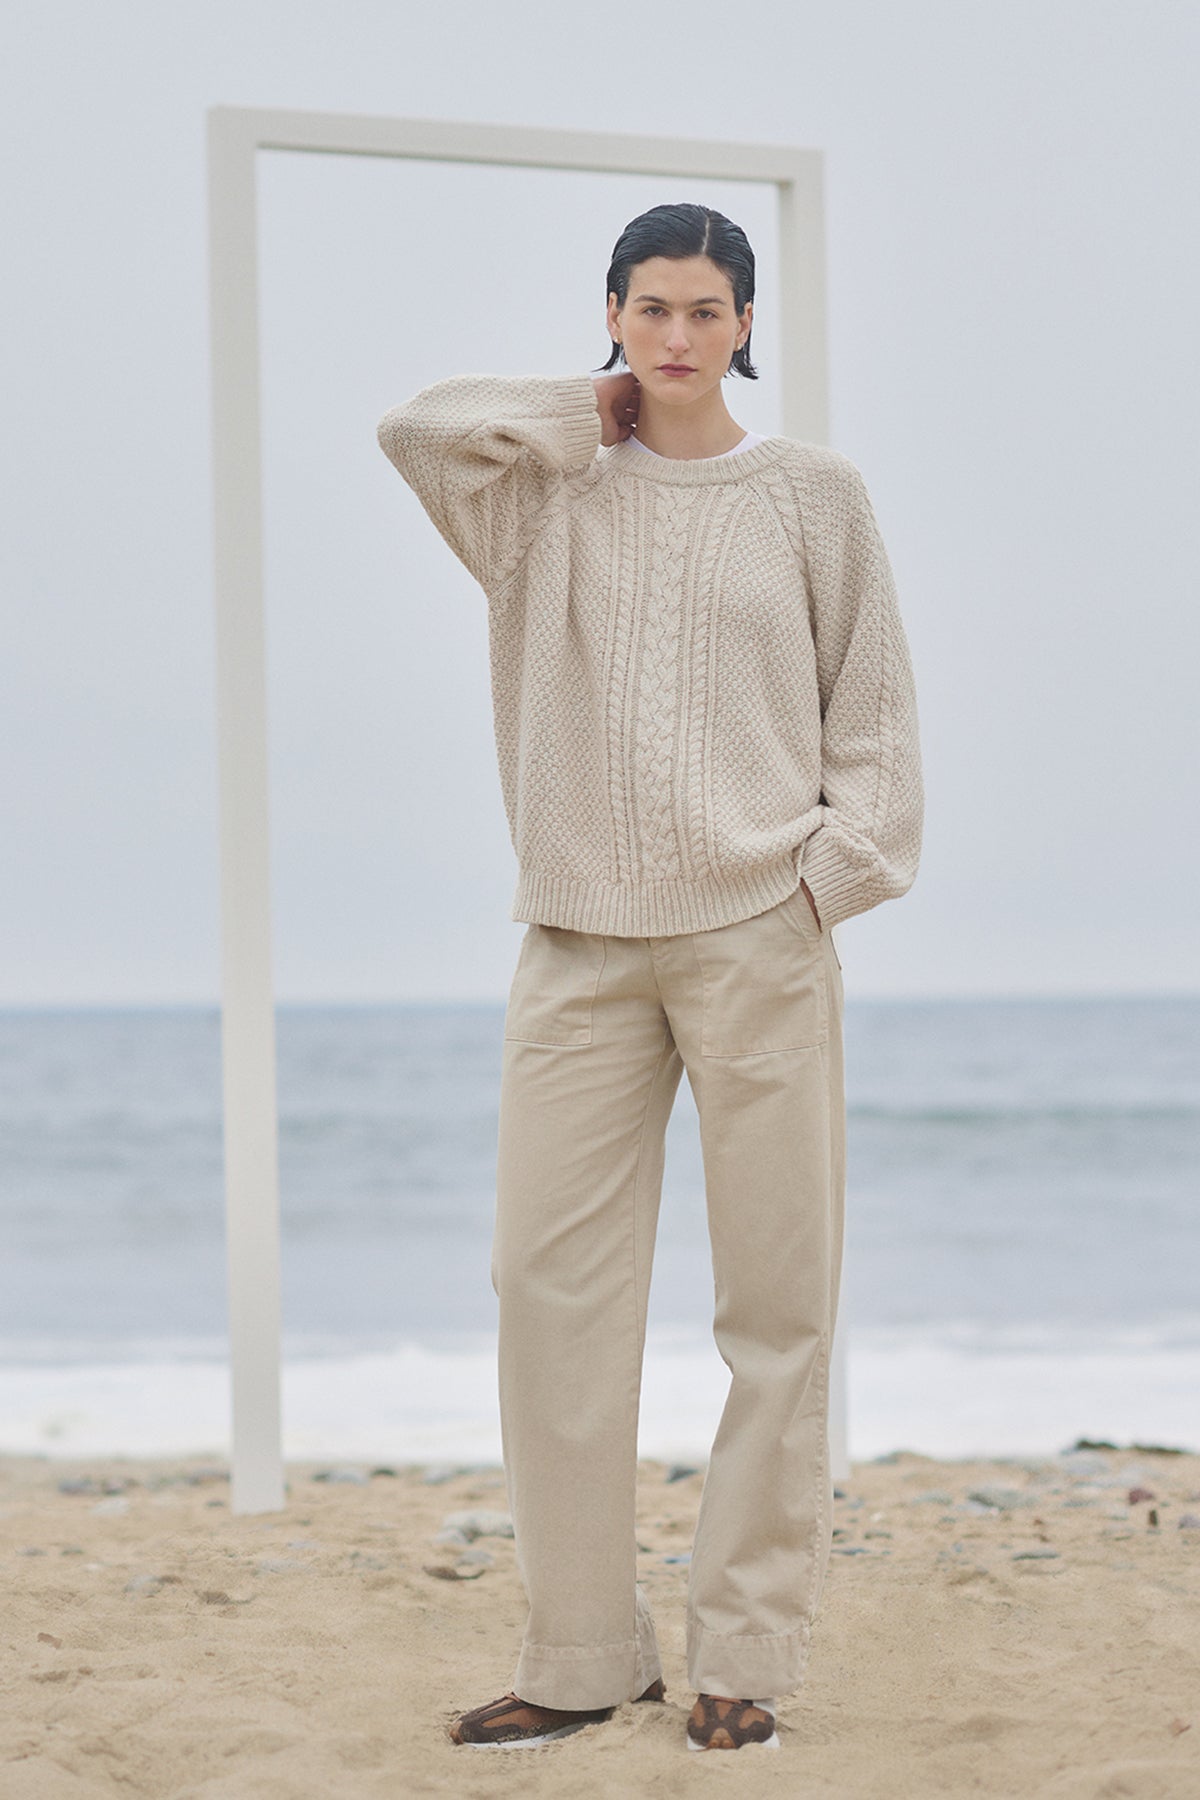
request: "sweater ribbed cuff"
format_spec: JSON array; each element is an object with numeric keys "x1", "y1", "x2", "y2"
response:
[
  {"x1": 796, "y1": 828, "x2": 870, "y2": 933},
  {"x1": 550, "y1": 376, "x2": 604, "y2": 470}
]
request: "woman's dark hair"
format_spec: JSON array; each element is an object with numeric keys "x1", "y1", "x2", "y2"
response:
[{"x1": 598, "y1": 202, "x2": 758, "y2": 379}]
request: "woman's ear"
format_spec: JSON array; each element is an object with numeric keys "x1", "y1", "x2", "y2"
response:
[
  {"x1": 606, "y1": 293, "x2": 621, "y2": 338},
  {"x1": 735, "y1": 299, "x2": 753, "y2": 349}
]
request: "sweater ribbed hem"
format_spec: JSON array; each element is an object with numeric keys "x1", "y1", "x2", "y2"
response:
[{"x1": 512, "y1": 857, "x2": 808, "y2": 938}]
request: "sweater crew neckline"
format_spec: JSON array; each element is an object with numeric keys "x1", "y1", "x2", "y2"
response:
[{"x1": 597, "y1": 435, "x2": 792, "y2": 485}]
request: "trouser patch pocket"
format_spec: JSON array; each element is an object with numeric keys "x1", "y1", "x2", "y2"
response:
[{"x1": 504, "y1": 924, "x2": 607, "y2": 1047}]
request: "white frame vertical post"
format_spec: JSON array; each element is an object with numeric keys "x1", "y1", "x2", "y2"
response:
[{"x1": 206, "y1": 106, "x2": 842, "y2": 1514}]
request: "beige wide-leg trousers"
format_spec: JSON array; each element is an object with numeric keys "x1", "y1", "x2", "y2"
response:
[{"x1": 490, "y1": 880, "x2": 846, "y2": 1708}]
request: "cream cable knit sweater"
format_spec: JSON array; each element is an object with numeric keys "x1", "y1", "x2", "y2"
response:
[{"x1": 376, "y1": 374, "x2": 923, "y2": 938}]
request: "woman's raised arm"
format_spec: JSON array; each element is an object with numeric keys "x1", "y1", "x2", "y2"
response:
[{"x1": 376, "y1": 374, "x2": 602, "y2": 593}]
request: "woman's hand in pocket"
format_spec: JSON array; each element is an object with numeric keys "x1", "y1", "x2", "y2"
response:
[{"x1": 800, "y1": 878, "x2": 821, "y2": 929}]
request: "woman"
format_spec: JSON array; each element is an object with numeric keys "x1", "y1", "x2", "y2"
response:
[{"x1": 377, "y1": 202, "x2": 923, "y2": 1754}]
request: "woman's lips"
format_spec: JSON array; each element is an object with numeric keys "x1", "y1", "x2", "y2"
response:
[{"x1": 659, "y1": 364, "x2": 696, "y2": 376}]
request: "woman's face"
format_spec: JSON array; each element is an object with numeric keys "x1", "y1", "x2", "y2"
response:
[{"x1": 607, "y1": 255, "x2": 751, "y2": 405}]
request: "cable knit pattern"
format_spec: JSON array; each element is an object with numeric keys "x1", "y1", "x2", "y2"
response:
[
  {"x1": 376, "y1": 374, "x2": 923, "y2": 936},
  {"x1": 637, "y1": 490, "x2": 690, "y2": 882}
]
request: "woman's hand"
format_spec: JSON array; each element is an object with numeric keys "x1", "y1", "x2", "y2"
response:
[
  {"x1": 592, "y1": 372, "x2": 640, "y2": 446},
  {"x1": 800, "y1": 878, "x2": 822, "y2": 929}
]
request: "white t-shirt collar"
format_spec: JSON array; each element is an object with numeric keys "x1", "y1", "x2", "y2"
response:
[{"x1": 626, "y1": 430, "x2": 765, "y2": 461}]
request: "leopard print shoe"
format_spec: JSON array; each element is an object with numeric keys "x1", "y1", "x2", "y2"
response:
[
  {"x1": 686, "y1": 1692, "x2": 780, "y2": 1751},
  {"x1": 449, "y1": 1675, "x2": 666, "y2": 1748}
]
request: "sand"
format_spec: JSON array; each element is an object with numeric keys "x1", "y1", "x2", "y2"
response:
[{"x1": 2, "y1": 1443, "x2": 1198, "y2": 1798}]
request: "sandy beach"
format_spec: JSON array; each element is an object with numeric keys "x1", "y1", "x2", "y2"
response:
[{"x1": 2, "y1": 1442, "x2": 1197, "y2": 1798}]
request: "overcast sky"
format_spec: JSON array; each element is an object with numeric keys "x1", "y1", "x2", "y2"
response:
[{"x1": 3, "y1": 1, "x2": 1197, "y2": 1004}]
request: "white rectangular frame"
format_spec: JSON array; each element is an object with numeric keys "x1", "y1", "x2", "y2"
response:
[{"x1": 206, "y1": 105, "x2": 837, "y2": 1514}]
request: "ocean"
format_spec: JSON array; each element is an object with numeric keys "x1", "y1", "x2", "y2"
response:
[{"x1": 1, "y1": 998, "x2": 1197, "y2": 1463}]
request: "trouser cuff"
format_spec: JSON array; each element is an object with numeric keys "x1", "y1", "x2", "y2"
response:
[
  {"x1": 512, "y1": 1586, "x2": 662, "y2": 1709},
  {"x1": 686, "y1": 1616, "x2": 811, "y2": 1697}
]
